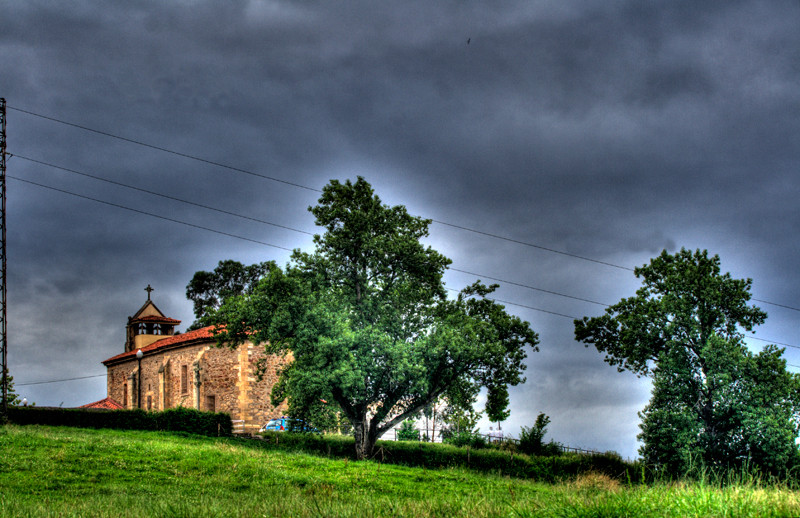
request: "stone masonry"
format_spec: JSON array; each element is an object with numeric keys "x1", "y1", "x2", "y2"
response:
[{"x1": 101, "y1": 296, "x2": 288, "y2": 434}]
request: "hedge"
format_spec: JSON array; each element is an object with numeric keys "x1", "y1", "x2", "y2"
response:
[
  {"x1": 6, "y1": 406, "x2": 232, "y2": 437},
  {"x1": 248, "y1": 431, "x2": 642, "y2": 482}
]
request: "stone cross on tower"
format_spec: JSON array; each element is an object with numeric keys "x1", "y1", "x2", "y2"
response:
[{"x1": 144, "y1": 284, "x2": 154, "y2": 301}]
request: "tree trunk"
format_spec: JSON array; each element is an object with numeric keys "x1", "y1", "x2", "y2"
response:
[{"x1": 353, "y1": 419, "x2": 378, "y2": 460}]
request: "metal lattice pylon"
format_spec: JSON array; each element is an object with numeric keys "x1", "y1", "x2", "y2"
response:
[{"x1": 1, "y1": 98, "x2": 7, "y2": 416}]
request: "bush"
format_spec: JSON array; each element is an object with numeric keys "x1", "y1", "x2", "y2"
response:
[
  {"x1": 519, "y1": 413, "x2": 562, "y2": 456},
  {"x1": 6, "y1": 405, "x2": 232, "y2": 437},
  {"x1": 250, "y1": 431, "x2": 640, "y2": 482},
  {"x1": 497, "y1": 439, "x2": 518, "y2": 454},
  {"x1": 396, "y1": 419, "x2": 419, "y2": 441},
  {"x1": 540, "y1": 440, "x2": 564, "y2": 457},
  {"x1": 156, "y1": 407, "x2": 232, "y2": 436},
  {"x1": 443, "y1": 431, "x2": 487, "y2": 449}
]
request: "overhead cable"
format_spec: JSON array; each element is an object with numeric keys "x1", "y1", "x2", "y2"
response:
[
  {"x1": 11, "y1": 173, "x2": 800, "y2": 353},
  {"x1": 8, "y1": 176, "x2": 295, "y2": 252},
  {"x1": 7, "y1": 106, "x2": 319, "y2": 192},
  {"x1": 16, "y1": 373, "x2": 106, "y2": 386},
  {"x1": 8, "y1": 105, "x2": 799, "y2": 313},
  {"x1": 13, "y1": 154, "x2": 314, "y2": 236},
  {"x1": 1, "y1": 105, "x2": 652, "y2": 273},
  {"x1": 449, "y1": 267, "x2": 609, "y2": 306},
  {"x1": 17, "y1": 156, "x2": 603, "y2": 309}
]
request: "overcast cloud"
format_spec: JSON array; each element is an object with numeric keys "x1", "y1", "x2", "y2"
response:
[{"x1": 2, "y1": 0, "x2": 799, "y2": 458}]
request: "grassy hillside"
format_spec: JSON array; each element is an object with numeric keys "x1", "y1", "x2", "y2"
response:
[{"x1": 1, "y1": 425, "x2": 799, "y2": 517}]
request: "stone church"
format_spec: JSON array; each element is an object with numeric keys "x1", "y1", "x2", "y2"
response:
[{"x1": 98, "y1": 288, "x2": 287, "y2": 433}]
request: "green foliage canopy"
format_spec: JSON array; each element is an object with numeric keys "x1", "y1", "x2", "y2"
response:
[
  {"x1": 185, "y1": 259, "x2": 273, "y2": 330},
  {"x1": 639, "y1": 338, "x2": 800, "y2": 475},
  {"x1": 438, "y1": 388, "x2": 484, "y2": 438},
  {"x1": 210, "y1": 178, "x2": 538, "y2": 459},
  {"x1": 396, "y1": 419, "x2": 420, "y2": 441},
  {"x1": 574, "y1": 248, "x2": 800, "y2": 475},
  {"x1": 518, "y1": 413, "x2": 561, "y2": 457},
  {"x1": 575, "y1": 249, "x2": 767, "y2": 376},
  {"x1": 485, "y1": 384, "x2": 511, "y2": 426}
]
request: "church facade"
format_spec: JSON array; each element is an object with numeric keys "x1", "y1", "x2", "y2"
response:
[{"x1": 100, "y1": 291, "x2": 287, "y2": 433}]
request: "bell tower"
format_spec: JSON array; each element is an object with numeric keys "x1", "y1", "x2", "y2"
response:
[{"x1": 124, "y1": 285, "x2": 181, "y2": 352}]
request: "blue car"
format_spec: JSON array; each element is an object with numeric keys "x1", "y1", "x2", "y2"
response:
[{"x1": 258, "y1": 417, "x2": 318, "y2": 433}]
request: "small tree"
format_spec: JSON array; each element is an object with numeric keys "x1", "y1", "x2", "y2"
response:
[
  {"x1": 420, "y1": 399, "x2": 443, "y2": 443},
  {"x1": 2, "y1": 367, "x2": 21, "y2": 407},
  {"x1": 485, "y1": 383, "x2": 510, "y2": 431},
  {"x1": 440, "y1": 397, "x2": 483, "y2": 438},
  {"x1": 397, "y1": 419, "x2": 419, "y2": 441},
  {"x1": 518, "y1": 413, "x2": 559, "y2": 456}
]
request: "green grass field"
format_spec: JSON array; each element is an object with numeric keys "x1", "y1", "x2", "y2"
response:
[{"x1": 1, "y1": 425, "x2": 798, "y2": 517}]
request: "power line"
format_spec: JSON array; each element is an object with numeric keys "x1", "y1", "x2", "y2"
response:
[
  {"x1": 451, "y1": 285, "x2": 800, "y2": 350},
  {"x1": 746, "y1": 336, "x2": 800, "y2": 350},
  {"x1": 752, "y1": 299, "x2": 800, "y2": 312},
  {"x1": 483, "y1": 296, "x2": 579, "y2": 320},
  {"x1": 436, "y1": 220, "x2": 632, "y2": 271},
  {"x1": 2, "y1": 106, "x2": 645, "y2": 272},
  {"x1": 445, "y1": 287, "x2": 578, "y2": 319},
  {"x1": 16, "y1": 373, "x2": 106, "y2": 386},
  {"x1": 11, "y1": 174, "x2": 800, "y2": 367},
  {"x1": 449, "y1": 267, "x2": 609, "y2": 306},
  {"x1": 8, "y1": 176, "x2": 295, "y2": 252},
  {"x1": 7, "y1": 106, "x2": 319, "y2": 193},
  {"x1": 13, "y1": 154, "x2": 314, "y2": 237},
  {"x1": 16, "y1": 155, "x2": 605, "y2": 310},
  {"x1": 13, "y1": 167, "x2": 588, "y2": 321},
  {"x1": 16, "y1": 166, "x2": 800, "y2": 342},
  {"x1": 8, "y1": 105, "x2": 800, "y2": 313},
  {"x1": 15, "y1": 159, "x2": 800, "y2": 335}
]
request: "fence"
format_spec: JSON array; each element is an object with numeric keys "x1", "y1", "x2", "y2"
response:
[
  {"x1": 483, "y1": 433, "x2": 603, "y2": 455},
  {"x1": 389, "y1": 428, "x2": 603, "y2": 455},
  {"x1": 481, "y1": 432, "x2": 517, "y2": 445},
  {"x1": 391, "y1": 427, "x2": 444, "y2": 443},
  {"x1": 559, "y1": 445, "x2": 603, "y2": 455}
]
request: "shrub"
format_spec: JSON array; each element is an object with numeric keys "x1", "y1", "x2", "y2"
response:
[
  {"x1": 519, "y1": 413, "x2": 561, "y2": 456},
  {"x1": 443, "y1": 431, "x2": 487, "y2": 449},
  {"x1": 497, "y1": 439, "x2": 518, "y2": 454},
  {"x1": 540, "y1": 440, "x2": 564, "y2": 457},
  {"x1": 396, "y1": 419, "x2": 420, "y2": 441},
  {"x1": 156, "y1": 406, "x2": 232, "y2": 436},
  {"x1": 6, "y1": 405, "x2": 231, "y2": 437},
  {"x1": 251, "y1": 431, "x2": 640, "y2": 482}
]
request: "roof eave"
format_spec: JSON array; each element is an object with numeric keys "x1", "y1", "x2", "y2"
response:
[{"x1": 101, "y1": 335, "x2": 226, "y2": 367}]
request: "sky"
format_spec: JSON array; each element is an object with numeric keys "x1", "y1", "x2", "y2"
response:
[{"x1": 2, "y1": 0, "x2": 799, "y2": 459}]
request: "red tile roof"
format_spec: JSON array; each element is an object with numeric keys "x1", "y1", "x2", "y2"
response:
[
  {"x1": 79, "y1": 397, "x2": 124, "y2": 410},
  {"x1": 102, "y1": 326, "x2": 222, "y2": 365},
  {"x1": 132, "y1": 315, "x2": 181, "y2": 324}
]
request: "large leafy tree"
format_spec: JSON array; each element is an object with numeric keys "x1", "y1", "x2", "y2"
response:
[
  {"x1": 575, "y1": 248, "x2": 800, "y2": 475},
  {"x1": 185, "y1": 259, "x2": 273, "y2": 330},
  {"x1": 210, "y1": 178, "x2": 537, "y2": 459}
]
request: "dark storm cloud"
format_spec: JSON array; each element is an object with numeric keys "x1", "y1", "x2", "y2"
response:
[{"x1": 2, "y1": 0, "x2": 799, "y2": 457}]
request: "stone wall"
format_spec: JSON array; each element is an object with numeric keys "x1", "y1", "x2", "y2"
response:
[{"x1": 106, "y1": 340, "x2": 288, "y2": 432}]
